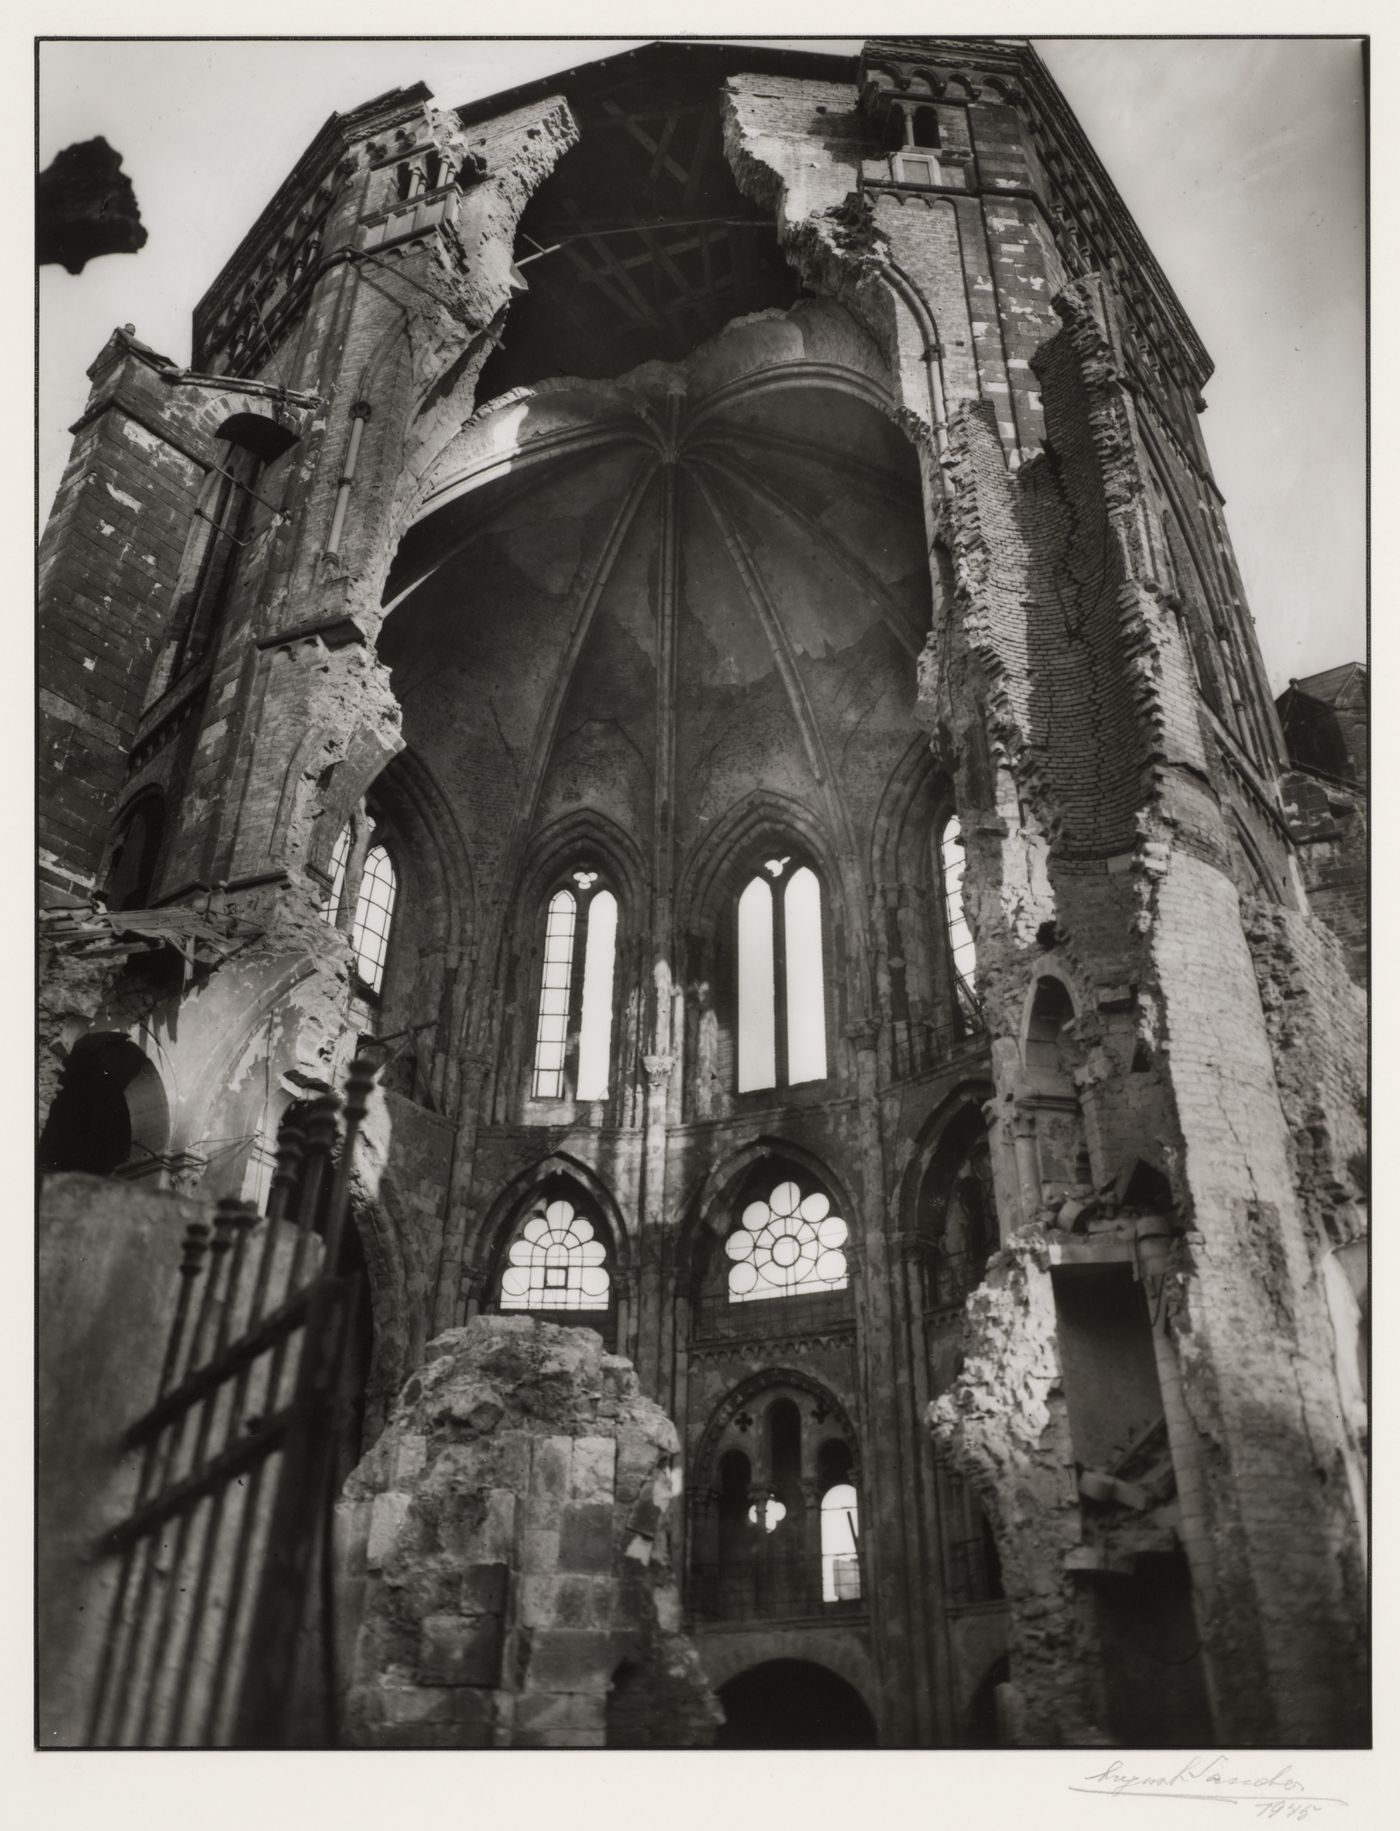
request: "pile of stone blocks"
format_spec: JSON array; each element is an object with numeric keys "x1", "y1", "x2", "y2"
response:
[{"x1": 337, "y1": 1314, "x2": 720, "y2": 1747}]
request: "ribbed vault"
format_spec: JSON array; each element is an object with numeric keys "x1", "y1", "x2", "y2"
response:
[{"x1": 379, "y1": 301, "x2": 933, "y2": 932}]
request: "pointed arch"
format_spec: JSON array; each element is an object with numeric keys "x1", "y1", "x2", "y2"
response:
[
  {"x1": 515, "y1": 805, "x2": 647, "y2": 929},
  {"x1": 870, "y1": 735, "x2": 952, "y2": 891},
  {"x1": 674, "y1": 1134, "x2": 860, "y2": 1294},
  {"x1": 467, "y1": 1150, "x2": 635, "y2": 1292},
  {"x1": 678, "y1": 788, "x2": 846, "y2": 947},
  {"x1": 897, "y1": 1080, "x2": 997, "y2": 1237}
]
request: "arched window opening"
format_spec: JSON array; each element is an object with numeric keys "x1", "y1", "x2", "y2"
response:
[
  {"x1": 881, "y1": 103, "x2": 907, "y2": 154},
  {"x1": 912, "y1": 105, "x2": 941, "y2": 148},
  {"x1": 919, "y1": 1115, "x2": 998, "y2": 1308},
  {"x1": 725, "y1": 1178, "x2": 848, "y2": 1304},
  {"x1": 718, "y1": 1450, "x2": 753, "y2": 1566},
  {"x1": 531, "y1": 868, "x2": 619, "y2": 1103},
  {"x1": 164, "y1": 436, "x2": 267, "y2": 686},
  {"x1": 768, "y1": 1397, "x2": 802, "y2": 1502},
  {"x1": 821, "y1": 1484, "x2": 861, "y2": 1602},
  {"x1": 576, "y1": 889, "x2": 617, "y2": 1101},
  {"x1": 784, "y1": 866, "x2": 827, "y2": 1083},
  {"x1": 498, "y1": 1192, "x2": 611, "y2": 1313},
  {"x1": 944, "y1": 1468, "x2": 1004, "y2": 1606},
  {"x1": 318, "y1": 820, "x2": 399, "y2": 1000},
  {"x1": 696, "y1": 1380, "x2": 862, "y2": 1626},
  {"x1": 939, "y1": 816, "x2": 979, "y2": 1027},
  {"x1": 532, "y1": 888, "x2": 576, "y2": 1099},
  {"x1": 736, "y1": 855, "x2": 828, "y2": 1093},
  {"x1": 106, "y1": 794, "x2": 166, "y2": 912},
  {"x1": 39, "y1": 1033, "x2": 169, "y2": 1179},
  {"x1": 350, "y1": 844, "x2": 397, "y2": 995},
  {"x1": 321, "y1": 823, "x2": 351, "y2": 926},
  {"x1": 737, "y1": 875, "x2": 775, "y2": 1091},
  {"x1": 1025, "y1": 976, "x2": 1075, "y2": 1076}
]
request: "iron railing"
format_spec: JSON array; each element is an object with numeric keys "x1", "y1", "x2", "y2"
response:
[{"x1": 84, "y1": 1053, "x2": 378, "y2": 1748}]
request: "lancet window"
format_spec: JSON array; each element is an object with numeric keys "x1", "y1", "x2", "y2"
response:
[
  {"x1": 736, "y1": 855, "x2": 827, "y2": 1093},
  {"x1": 320, "y1": 817, "x2": 399, "y2": 998},
  {"x1": 939, "y1": 815, "x2": 979, "y2": 1026},
  {"x1": 531, "y1": 867, "x2": 618, "y2": 1101}
]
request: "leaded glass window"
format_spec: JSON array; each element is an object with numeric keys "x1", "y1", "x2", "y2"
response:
[
  {"x1": 351, "y1": 844, "x2": 397, "y2": 994},
  {"x1": 532, "y1": 889, "x2": 577, "y2": 1099},
  {"x1": 939, "y1": 816, "x2": 978, "y2": 1024},
  {"x1": 725, "y1": 1179, "x2": 848, "y2": 1303},
  {"x1": 321, "y1": 823, "x2": 350, "y2": 926},
  {"x1": 531, "y1": 870, "x2": 617, "y2": 1101},
  {"x1": 499, "y1": 1197, "x2": 610, "y2": 1311},
  {"x1": 736, "y1": 856, "x2": 827, "y2": 1093}
]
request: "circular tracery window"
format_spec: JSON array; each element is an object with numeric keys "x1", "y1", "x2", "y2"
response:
[
  {"x1": 724, "y1": 1180, "x2": 849, "y2": 1303},
  {"x1": 499, "y1": 1198, "x2": 610, "y2": 1310}
]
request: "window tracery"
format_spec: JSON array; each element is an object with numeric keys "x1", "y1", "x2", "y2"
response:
[
  {"x1": 725, "y1": 1178, "x2": 849, "y2": 1303},
  {"x1": 498, "y1": 1194, "x2": 611, "y2": 1312}
]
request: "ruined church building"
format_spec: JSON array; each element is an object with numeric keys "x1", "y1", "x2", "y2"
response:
[{"x1": 38, "y1": 39, "x2": 1368, "y2": 1748}]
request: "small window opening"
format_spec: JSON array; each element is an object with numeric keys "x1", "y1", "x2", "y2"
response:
[
  {"x1": 725, "y1": 1179, "x2": 848, "y2": 1304},
  {"x1": 106, "y1": 795, "x2": 165, "y2": 912},
  {"x1": 1025, "y1": 976, "x2": 1075, "y2": 1076},
  {"x1": 912, "y1": 106, "x2": 941, "y2": 148},
  {"x1": 748, "y1": 1495, "x2": 788, "y2": 1534}
]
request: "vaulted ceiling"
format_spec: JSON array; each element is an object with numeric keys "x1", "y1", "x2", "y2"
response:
[{"x1": 381, "y1": 304, "x2": 932, "y2": 910}]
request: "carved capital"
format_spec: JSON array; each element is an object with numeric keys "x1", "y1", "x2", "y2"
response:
[{"x1": 643, "y1": 1052, "x2": 676, "y2": 1087}]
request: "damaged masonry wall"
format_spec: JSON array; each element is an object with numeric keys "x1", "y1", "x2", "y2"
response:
[
  {"x1": 38, "y1": 38, "x2": 1365, "y2": 1750},
  {"x1": 918, "y1": 281, "x2": 1366, "y2": 1744},
  {"x1": 337, "y1": 1316, "x2": 720, "y2": 1747}
]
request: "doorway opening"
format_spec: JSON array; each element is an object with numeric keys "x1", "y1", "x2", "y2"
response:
[{"x1": 715, "y1": 1658, "x2": 877, "y2": 1748}]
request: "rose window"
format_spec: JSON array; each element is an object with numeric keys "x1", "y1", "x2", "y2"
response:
[
  {"x1": 725, "y1": 1180, "x2": 849, "y2": 1303},
  {"x1": 499, "y1": 1198, "x2": 610, "y2": 1310}
]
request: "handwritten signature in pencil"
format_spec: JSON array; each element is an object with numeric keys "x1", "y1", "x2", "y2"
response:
[{"x1": 1072, "y1": 1756, "x2": 1347, "y2": 1818}]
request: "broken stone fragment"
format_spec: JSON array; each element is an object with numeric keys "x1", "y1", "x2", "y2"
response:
[
  {"x1": 37, "y1": 138, "x2": 147, "y2": 273},
  {"x1": 338, "y1": 1314, "x2": 719, "y2": 1748}
]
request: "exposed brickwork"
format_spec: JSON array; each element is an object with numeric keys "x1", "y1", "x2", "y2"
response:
[{"x1": 37, "y1": 38, "x2": 1365, "y2": 1750}]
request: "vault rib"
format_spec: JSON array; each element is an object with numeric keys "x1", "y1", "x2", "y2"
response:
[
  {"x1": 710, "y1": 447, "x2": 922, "y2": 660},
  {"x1": 689, "y1": 461, "x2": 865, "y2": 916}
]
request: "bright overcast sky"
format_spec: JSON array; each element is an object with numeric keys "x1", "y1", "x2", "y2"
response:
[{"x1": 37, "y1": 35, "x2": 1364, "y2": 691}]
